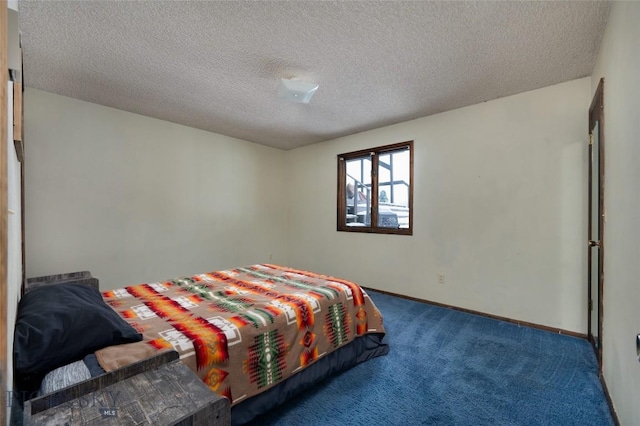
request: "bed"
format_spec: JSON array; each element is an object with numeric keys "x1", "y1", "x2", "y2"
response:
[{"x1": 14, "y1": 264, "x2": 389, "y2": 424}]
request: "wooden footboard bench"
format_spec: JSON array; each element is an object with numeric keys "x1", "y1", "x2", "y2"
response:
[{"x1": 24, "y1": 351, "x2": 230, "y2": 425}]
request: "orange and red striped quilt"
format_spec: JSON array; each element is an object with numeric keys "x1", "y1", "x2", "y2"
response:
[{"x1": 96, "y1": 264, "x2": 386, "y2": 405}]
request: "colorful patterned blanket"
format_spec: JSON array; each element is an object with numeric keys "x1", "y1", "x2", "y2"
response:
[{"x1": 96, "y1": 264, "x2": 386, "y2": 405}]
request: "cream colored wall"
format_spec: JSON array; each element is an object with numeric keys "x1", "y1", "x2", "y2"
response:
[
  {"x1": 25, "y1": 79, "x2": 593, "y2": 332},
  {"x1": 287, "y1": 78, "x2": 591, "y2": 333},
  {"x1": 24, "y1": 88, "x2": 288, "y2": 290},
  {"x1": 590, "y1": 2, "x2": 640, "y2": 424}
]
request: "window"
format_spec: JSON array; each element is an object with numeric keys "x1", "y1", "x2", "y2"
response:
[{"x1": 337, "y1": 141, "x2": 413, "y2": 235}]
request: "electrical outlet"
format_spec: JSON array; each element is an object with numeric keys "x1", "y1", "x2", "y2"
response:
[
  {"x1": 269, "y1": 253, "x2": 273, "y2": 261},
  {"x1": 438, "y1": 273, "x2": 445, "y2": 284}
]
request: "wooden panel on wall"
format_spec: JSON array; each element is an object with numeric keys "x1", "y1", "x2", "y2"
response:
[
  {"x1": 0, "y1": 3, "x2": 9, "y2": 425},
  {"x1": 12, "y1": 81, "x2": 20, "y2": 143}
]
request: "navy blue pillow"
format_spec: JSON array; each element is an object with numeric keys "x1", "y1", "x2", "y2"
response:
[{"x1": 13, "y1": 283, "x2": 142, "y2": 381}]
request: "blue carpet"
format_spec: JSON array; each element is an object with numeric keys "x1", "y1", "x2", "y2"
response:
[{"x1": 251, "y1": 290, "x2": 614, "y2": 425}]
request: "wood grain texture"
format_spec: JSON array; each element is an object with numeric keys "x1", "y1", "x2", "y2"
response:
[
  {"x1": 27, "y1": 351, "x2": 179, "y2": 416},
  {"x1": 25, "y1": 354, "x2": 230, "y2": 425},
  {"x1": 0, "y1": 3, "x2": 9, "y2": 425},
  {"x1": 12, "y1": 81, "x2": 20, "y2": 142},
  {"x1": 587, "y1": 78, "x2": 605, "y2": 369},
  {"x1": 24, "y1": 271, "x2": 99, "y2": 294}
]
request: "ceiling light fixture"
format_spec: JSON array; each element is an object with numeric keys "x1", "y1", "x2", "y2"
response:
[{"x1": 277, "y1": 78, "x2": 319, "y2": 104}]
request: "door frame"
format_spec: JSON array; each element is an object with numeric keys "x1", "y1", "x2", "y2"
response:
[{"x1": 587, "y1": 78, "x2": 604, "y2": 368}]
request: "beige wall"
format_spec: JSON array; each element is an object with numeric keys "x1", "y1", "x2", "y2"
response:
[
  {"x1": 590, "y1": 2, "x2": 640, "y2": 424},
  {"x1": 286, "y1": 77, "x2": 591, "y2": 333},
  {"x1": 24, "y1": 88, "x2": 288, "y2": 290},
  {"x1": 25, "y1": 79, "x2": 594, "y2": 331}
]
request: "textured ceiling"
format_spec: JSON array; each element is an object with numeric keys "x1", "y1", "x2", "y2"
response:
[{"x1": 19, "y1": 1, "x2": 610, "y2": 150}]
